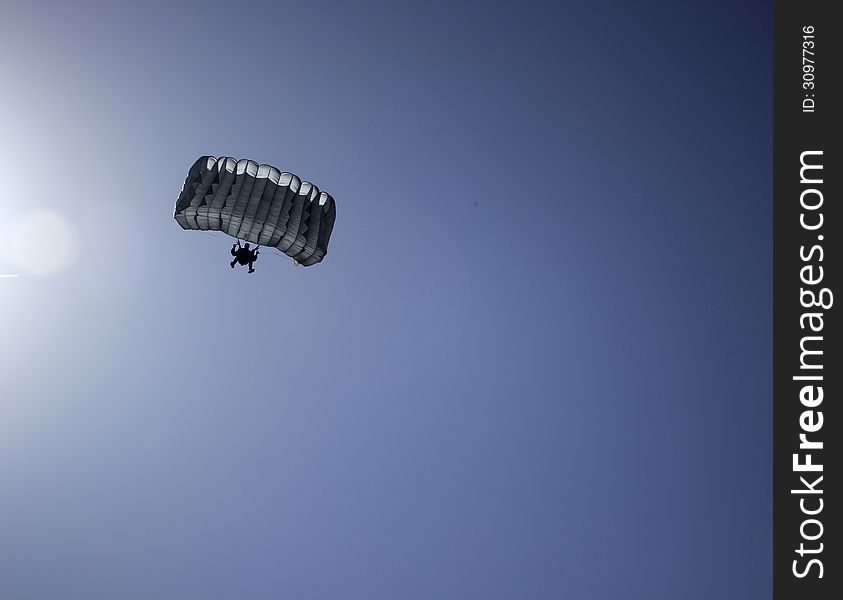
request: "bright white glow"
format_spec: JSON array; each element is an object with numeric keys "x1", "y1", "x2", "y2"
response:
[
  {"x1": 7, "y1": 211, "x2": 80, "y2": 275},
  {"x1": 0, "y1": 273, "x2": 19, "y2": 278}
]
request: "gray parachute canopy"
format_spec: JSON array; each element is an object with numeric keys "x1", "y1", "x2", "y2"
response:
[{"x1": 174, "y1": 156, "x2": 337, "y2": 266}]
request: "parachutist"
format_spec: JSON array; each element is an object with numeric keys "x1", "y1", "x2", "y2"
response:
[
  {"x1": 230, "y1": 241, "x2": 259, "y2": 273},
  {"x1": 174, "y1": 156, "x2": 336, "y2": 267}
]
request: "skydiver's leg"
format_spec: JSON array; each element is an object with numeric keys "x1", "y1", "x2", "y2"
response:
[
  {"x1": 230, "y1": 259, "x2": 237, "y2": 268},
  {"x1": 248, "y1": 261, "x2": 255, "y2": 273}
]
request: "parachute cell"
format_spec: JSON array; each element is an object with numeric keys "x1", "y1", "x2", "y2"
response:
[{"x1": 174, "y1": 156, "x2": 336, "y2": 266}]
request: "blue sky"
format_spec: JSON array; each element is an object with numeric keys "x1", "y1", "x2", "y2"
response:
[{"x1": 1, "y1": 1, "x2": 771, "y2": 598}]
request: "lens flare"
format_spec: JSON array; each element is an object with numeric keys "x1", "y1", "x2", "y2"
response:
[{"x1": 8, "y1": 211, "x2": 80, "y2": 275}]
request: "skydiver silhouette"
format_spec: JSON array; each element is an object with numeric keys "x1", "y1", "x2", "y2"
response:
[{"x1": 230, "y1": 240, "x2": 259, "y2": 273}]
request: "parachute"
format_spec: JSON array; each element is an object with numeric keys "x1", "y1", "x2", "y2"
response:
[{"x1": 174, "y1": 156, "x2": 337, "y2": 266}]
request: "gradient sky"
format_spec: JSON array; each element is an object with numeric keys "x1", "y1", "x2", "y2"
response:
[{"x1": 1, "y1": 1, "x2": 771, "y2": 598}]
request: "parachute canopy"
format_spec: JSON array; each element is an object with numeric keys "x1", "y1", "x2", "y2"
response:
[{"x1": 174, "y1": 156, "x2": 336, "y2": 266}]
